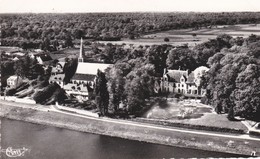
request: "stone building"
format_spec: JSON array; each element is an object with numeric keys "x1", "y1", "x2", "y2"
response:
[{"x1": 160, "y1": 66, "x2": 209, "y2": 97}]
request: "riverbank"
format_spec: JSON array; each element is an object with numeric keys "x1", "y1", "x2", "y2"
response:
[{"x1": 0, "y1": 100, "x2": 259, "y2": 156}]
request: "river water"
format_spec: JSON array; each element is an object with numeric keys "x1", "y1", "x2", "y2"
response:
[{"x1": 1, "y1": 118, "x2": 245, "y2": 159}]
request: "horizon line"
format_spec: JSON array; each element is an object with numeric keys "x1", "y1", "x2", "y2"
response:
[{"x1": 1, "y1": 11, "x2": 260, "y2": 14}]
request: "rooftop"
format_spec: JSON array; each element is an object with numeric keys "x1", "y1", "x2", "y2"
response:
[
  {"x1": 166, "y1": 69, "x2": 188, "y2": 83},
  {"x1": 59, "y1": 62, "x2": 111, "y2": 75},
  {"x1": 72, "y1": 73, "x2": 96, "y2": 81}
]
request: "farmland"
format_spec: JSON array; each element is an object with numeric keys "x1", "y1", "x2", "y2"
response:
[{"x1": 98, "y1": 24, "x2": 260, "y2": 46}]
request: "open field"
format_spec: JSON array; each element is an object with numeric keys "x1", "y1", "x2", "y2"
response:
[
  {"x1": 98, "y1": 24, "x2": 260, "y2": 46},
  {"x1": 142, "y1": 99, "x2": 248, "y2": 133},
  {"x1": 0, "y1": 46, "x2": 20, "y2": 52},
  {"x1": 51, "y1": 47, "x2": 92, "y2": 61}
]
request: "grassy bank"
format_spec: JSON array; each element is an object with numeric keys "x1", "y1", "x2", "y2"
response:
[
  {"x1": 0, "y1": 102, "x2": 259, "y2": 156},
  {"x1": 131, "y1": 118, "x2": 245, "y2": 134}
]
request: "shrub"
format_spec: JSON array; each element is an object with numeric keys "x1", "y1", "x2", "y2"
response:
[{"x1": 164, "y1": 38, "x2": 170, "y2": 42}]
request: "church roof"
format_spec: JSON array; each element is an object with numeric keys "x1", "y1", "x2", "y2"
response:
[
  {"x1": 75, "y1": 62, "x2": 112, "y2": 75},
  {"x1": 72, "y1": 73, "x2": 96, "y2": 81},
  {"x1": 59, "y1": 62, "x2": 111, "y2": 75}
]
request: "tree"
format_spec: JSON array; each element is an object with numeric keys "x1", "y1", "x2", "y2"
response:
[
  {"x1": 107, "y1": 68, "x2": 126, "y2": 114},
  {"x1": 192, "y1": 33, "x2": 197, "y2": 39},
  {"x1": 125, "y1": 64, "x2": 155, "y2": 114},
  {"x1": 164, "y1": 37, "x2": 170, "y2": 42},
  {"x1": 63, "y1": 58, "x2": 78, "y2": 84},
  {"x1": 64, "y1": 34, "x2": 73, "y2": 48},
  {"x1": 227, "y1": 105, "x2": 235, "y2": 121},
  {"x1": 14, "y1": 56, "x2": 31, "y2": 78},
  {"x1": 41, "y1": 38, "x2": 51, "y2": 51},
  {"x1": 145, "y1": 45, "x2": 171, "y2": 76},
  {"x1": 232, "y1": 64, "x2": 260, "y2": 120},
  {"x1": 106, "y1": 62, "x2": 132, "y2": 114},
  {"x1": 95, "y1": 70, "x2": 109, "y2": 116},
  {"x1": 166, "y1": 48, "x2": 196, "y2": 71}
]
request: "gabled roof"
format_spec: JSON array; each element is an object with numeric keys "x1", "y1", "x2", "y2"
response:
[
  {"x1": 49, "y1": 74, "x2": 65, "y2": 81},
  {"x1": 72, "y1": 73, "x2": 96, "y2": 81},
  {"x1": 76, "y1": 62, "x2": 111, "y2": 75},
  {"x1": 165, "y1": 69, "x2": 188, "y2": 83},
  {"x1": 59, "y1": 62, "x2": 111, "y2": 75},
  {"x1": 7, "y1": 75, "x2": 22, "y2": 81}
]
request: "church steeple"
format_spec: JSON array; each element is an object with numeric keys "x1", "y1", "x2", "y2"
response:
[{"x1": 78, "y1": 38, "x2": 84, "y2": 63}]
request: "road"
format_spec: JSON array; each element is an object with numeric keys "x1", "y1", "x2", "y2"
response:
[
  {"x1": 1, "y1": 99, "x2": 260, "y2": 142},
  {"x1": 0, "y1": 99, "x2": 259, "y2": 156}
]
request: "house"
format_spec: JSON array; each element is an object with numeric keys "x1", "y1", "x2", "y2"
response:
[
  {"x1": 6, "y1": 75, "x2": 23, "y2": 89},
  {"x1": 29, "y1": 52, "x2": 53, "y2": 65},
  {"x1": 161, "y1": 66, "x2": 209, "y2": 98}
]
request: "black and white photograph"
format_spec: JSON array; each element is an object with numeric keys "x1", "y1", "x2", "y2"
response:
[{"x1": 0, "y1": 0, "x2": 260, "y2": 158}]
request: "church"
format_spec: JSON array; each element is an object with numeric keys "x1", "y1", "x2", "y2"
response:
[{"x1": 49, "y1": 38, "x2": 112, "y2": 101}]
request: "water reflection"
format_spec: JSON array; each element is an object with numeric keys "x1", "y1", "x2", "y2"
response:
[{"x1": 1, "y1": 118, "x2": 245, "y2": 159}]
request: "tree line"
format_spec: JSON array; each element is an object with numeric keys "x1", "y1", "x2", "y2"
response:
[{"x1": 1, "y1": 12, "x2": 260, "y2": 49}]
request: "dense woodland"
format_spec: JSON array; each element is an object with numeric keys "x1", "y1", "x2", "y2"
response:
[
  {"x1": 1, "y1": 33, "x2": 260, "y2": 120},
  {"x1": 1, "y1": 12, "x2": 260, "y2": 120},
  {"x1": 1, "y1": 12, "x2": 260, "y2": 50}
]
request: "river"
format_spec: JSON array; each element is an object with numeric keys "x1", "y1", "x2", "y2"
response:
[{"x1": 1, "y1": 118, "x2": 246, "y2": 159}]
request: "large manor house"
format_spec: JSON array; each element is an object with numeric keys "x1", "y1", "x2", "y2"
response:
[{"x1": 160, "y1": 66, "x2": 209, "y2": 98}]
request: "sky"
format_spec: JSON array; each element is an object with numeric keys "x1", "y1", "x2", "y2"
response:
[{"x1": 0, "y1": 0, "x2": 259, "y2": 13}]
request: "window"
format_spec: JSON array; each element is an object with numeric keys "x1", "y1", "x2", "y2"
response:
[
  {"x1": 181, "y1": 84, "x2": 184, "y2": 87},
  {"x1": 178, "y1": 84, "x2": 180, "y2": 87},
  {"x1": 194, "y1": 90, "x2": 198, "y2": 94}
]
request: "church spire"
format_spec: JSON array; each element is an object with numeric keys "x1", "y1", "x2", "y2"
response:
[{"x1": 78, "y1": 38, "x2": 84, "y2": 62}]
